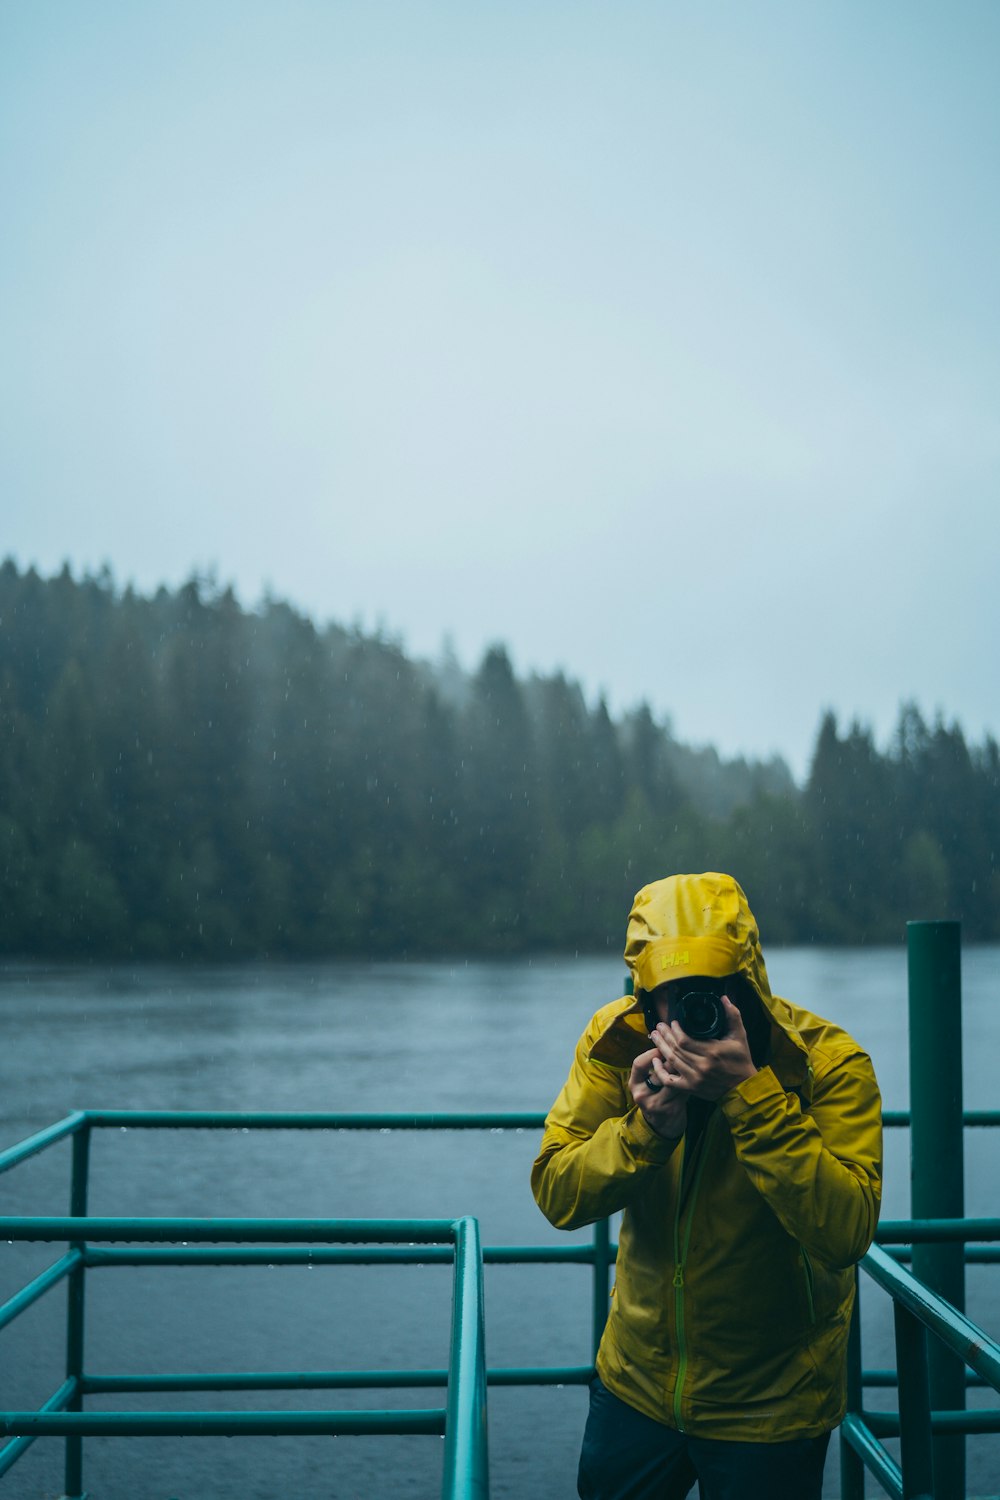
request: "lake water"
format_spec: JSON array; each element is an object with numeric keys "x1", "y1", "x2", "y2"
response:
[{"x1": 1, "y1": 947, "x2": 998, "y2": 1499}]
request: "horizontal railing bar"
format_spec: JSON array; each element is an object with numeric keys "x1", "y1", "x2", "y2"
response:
[
  {"x1": 83, "y1": 1242, "x2": 607, "y2": 1268},
  {"x1": 82, "y1": 1109, "x2": 1000, "y2": 1130},
  {"x1": 881, "y1": 1110, "x2": 1000, "y2": 1127},
  {"x1": 83, "y1": 1245, "x2": 458, "y2": 1266},
  {"x1": 0, "y1": 1113, "x2": 88, "y2": 1176},
  {"x1": 864, "y1": 1408, "x2": 1000, "y2": 1436},
  {"x1": 487, "y1": 1244, "x2": 610, "y2": 1264},
  {"x1": 12, "y1": 1216, "x2": 1000, "y2": 1254},
  {"x1": 84, "y1": 1110, "x2": 547, "y2": 1130},
  {"x1": 876, "y1": 1218, "x2": 1000, "y2": 1243},
  {"x1": 84, "y1": 1371, "x2": 456, "y2": 1392},
  {"x1": 487, "y1": 1366, "x2": 593, "y2": 1386},
  {"x1": 0, "y1": 1409, "x2": 446, "y2": 1437},
  {"x1": 2, "y1": 1217, "x2": 462, "y2": 1245},
  {"x1": 0, "y1": 1378, "x2": 77, "y2": 1478},
  {"x1": 0, "y1": 1111, "x2": 993, "y2": 1175},
  {"x1": 880, "y1": 1246, "x2": 1000, "y2": 1264},
  {"x1": 840, "y1": 1413, "x2": 902, "y2": 1500},
  {"x1": 862, "y1": 1368, "x2": 988, "y2": 1389},
  {"x1": 862, "y1": 1245, "x2": 1000, "y2": 1387},
  {"x1": 0, "y1": 1250, "x2": 82, "y2": 1331},
  {"x1": 82, "y1": 1365, "x2": 595, "y2": 1394},
  {"x1": 77, "y1": 1364, "x2": 999, "y2": 1396}
]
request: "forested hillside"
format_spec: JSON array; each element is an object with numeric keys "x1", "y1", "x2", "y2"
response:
[{"x1": 0, "y1": 561, "x2": 996, "y2": 957}]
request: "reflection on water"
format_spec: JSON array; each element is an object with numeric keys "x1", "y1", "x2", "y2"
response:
[{"x1": 1, "y1": 948, "x2": 997, "y2": 1498}]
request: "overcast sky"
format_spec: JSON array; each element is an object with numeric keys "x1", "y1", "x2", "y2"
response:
[{"x1": 3, "y1": 2, "x2": 998, "y2": 779}]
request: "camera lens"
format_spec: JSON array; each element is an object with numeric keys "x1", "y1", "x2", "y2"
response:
[{"x1": 676, "y1": 990, "x2": 727, "y2": 1041}]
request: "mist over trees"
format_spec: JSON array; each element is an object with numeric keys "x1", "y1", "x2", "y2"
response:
[{"x1": 0, "y1": 560, "x2": 997, "y2": 959}]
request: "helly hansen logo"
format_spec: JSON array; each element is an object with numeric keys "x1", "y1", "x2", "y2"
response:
[{"x1": 661, "y1": 950, "x2": 689, "y2": 970}]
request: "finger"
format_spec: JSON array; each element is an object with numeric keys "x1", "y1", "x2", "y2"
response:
[
  {"x1": 641, "y1": 1056, "x2": 671, "y2": 1092},
  {"x1": 650, "y1": 1046, "x2": 683, "y2": 1082},
  {"x1": 650, "y1": 1029, "x2": 674, "y2": 1060},
  {"x1": 662, "y1": 1044, "x2": 702, "y2": 1085},
  {"x1": 653, "y1": 1036, "x2": 694, "y2": 1082},
  {"x1": 721, "y1": 995, "x2": 748, "y2": 1034},
  {"x1": 630, "y1": 1050, "x2": 660, "y2": 1097},
  {"x1": 650, "y1": 1024, "x2": 679, "y2": 1061},
  {"x1": 667, "y1": 1020, "x2": 707, "y2": 1058},
  {"x1": 638, "y1": 1049, "x2": 683, "y2": 1096},
  {"x1": 649, "y1": 1054, "x2": 675, "y2": 1086},
  {"x1": 652, "y1": 1022, "x2": 706, "y2": 1074}
]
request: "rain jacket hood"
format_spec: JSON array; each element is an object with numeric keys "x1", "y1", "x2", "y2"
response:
[
  {"x1": 590, "y1": 872, "x2": 810, "y2": 1095},
  {"x1": 624, "y1": 871, "x2": 769, "y2": 997}
]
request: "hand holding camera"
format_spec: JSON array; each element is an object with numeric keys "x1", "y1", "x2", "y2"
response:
[{"x1": 649, "y1": 993, "x2": 758, "y2": 1102}]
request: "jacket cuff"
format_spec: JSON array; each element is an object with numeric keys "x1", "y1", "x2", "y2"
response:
[
  {"x1": 622, "y1": 1105, "x2": 683, "y2": 1162},
  {"x1": 720, "y1": 1065, "x2": 784, "y2": 1121}
]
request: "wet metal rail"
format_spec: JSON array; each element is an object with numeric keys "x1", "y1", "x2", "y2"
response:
[
  {"x1": 0, "y1": 1114, "x2": 501, "y2": 1500},
  {"x1": 0, "y1": 1110, "x2": 603, "y2": 1500},
  {"x1": 841, "y1": 1244, "x2": 1000, "y2": 1500}
]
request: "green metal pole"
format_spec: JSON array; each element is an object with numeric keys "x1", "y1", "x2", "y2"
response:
[
  {"x1": 591, "y1": 1219, "x2": 611, "y2": 1364},
  {"x1": 907, "y1": 919, "x2": 965, "y2": 1500},
  {"x1": 65, "y1": 1123, "x2": 90, "y2": 1500},
  {"x1": 442, "y1": 1218, "x2": 489, "y2": 1500},
  {"x1": 894, "y1": 1300, "x2": 934, "y2": 1500}
]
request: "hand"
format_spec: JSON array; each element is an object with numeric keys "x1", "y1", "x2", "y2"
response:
[
  {"x1": 629, "y1": 1046, "x2": 689, "y2": 1139},
  {"x1": 649, "y1": 994, "x2": 758, "y2": 1101}
]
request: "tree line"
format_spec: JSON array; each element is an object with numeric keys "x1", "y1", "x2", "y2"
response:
[{"x1": 0, "y1": 559, "x2": 996, "y2": 958}]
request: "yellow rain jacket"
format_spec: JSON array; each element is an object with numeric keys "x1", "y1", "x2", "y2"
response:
[{"x1": 532, "y1": 873, "x2": 882, "y2": 1442}]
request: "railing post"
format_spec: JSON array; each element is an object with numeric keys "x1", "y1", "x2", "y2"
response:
[
  {"x1": 840, "y1": 1268, "x2": 865, "y2": 1500},
  {"x1": 65, "y1": 1120, "x2": 90, "y2": 1500},
  {"x1": 443, "y1": 1217, "x2": 489, "y2": 1500},
  {"x1": 591, "y1": 1219, "x2": 611, "y2": 1364},
  {"x1": 894, "y1": 1300, "x2": 934, "y2": 1500},
  {"x1": 907, "y1": 920, "x2": 965, "y2": 1500}
]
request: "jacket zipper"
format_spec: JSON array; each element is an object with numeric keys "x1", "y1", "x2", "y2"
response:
[
  {"x1": 671, "y1": 1120, "x2": 714, "y2": 1432},
  {"x1": 801, "y1": 1247, "x2": 816, "y2": 1324}
]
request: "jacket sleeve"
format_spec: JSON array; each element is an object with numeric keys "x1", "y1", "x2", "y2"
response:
[
  {"x1": 531, "y1": 1027, "x2": 681, "y2": 1230},
  {"x1": 720, "y1": 1050, "x2": 883, "y2": 1269}
]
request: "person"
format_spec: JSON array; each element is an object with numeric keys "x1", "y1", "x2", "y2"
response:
[{"x1": 531, "y1": 872, "x2": 882, "y2": 1500}]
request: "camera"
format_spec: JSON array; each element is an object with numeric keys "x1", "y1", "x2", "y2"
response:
[{"x1": 642, "y1": 981, "x2": 729, "y2": 1042}]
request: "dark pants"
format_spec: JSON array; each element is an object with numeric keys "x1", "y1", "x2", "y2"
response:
[{"x1": 578, "y1": 1377, "x2": 831, "y2": 1500}]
